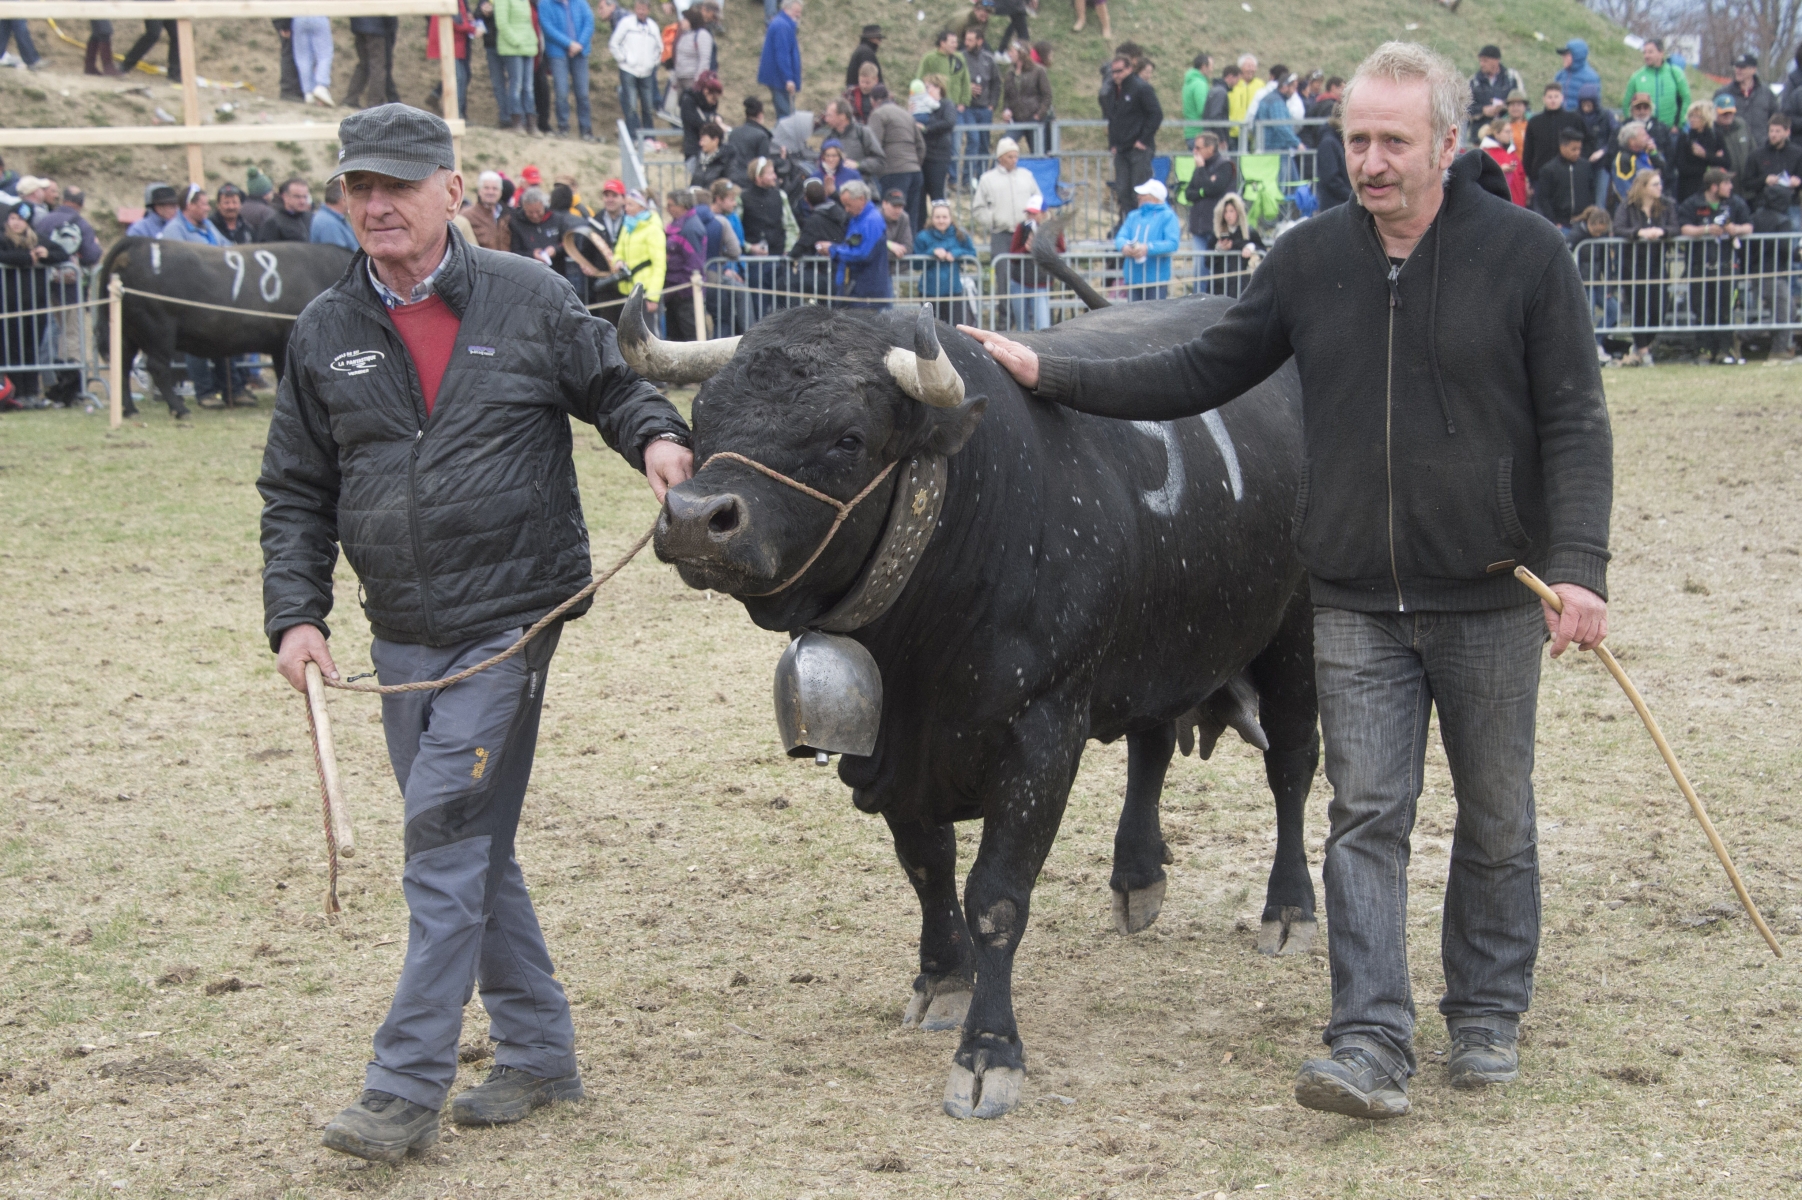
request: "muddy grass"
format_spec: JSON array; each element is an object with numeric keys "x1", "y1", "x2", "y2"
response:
[{"x1": 1, "y1": 364, "x2": 1800, "y2": 1199}]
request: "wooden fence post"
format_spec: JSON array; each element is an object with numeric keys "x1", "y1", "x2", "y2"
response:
[
  {"x1": 436, "y1": 12, "x2": 459, "y2": 172},
  {"x1": 691, "y1": 271, "x2": 705, "y2": 343},
  {"x1": 176, "y1": 18, "x2": 203, "y2": 187},
  {"x1": 108, "y1": 275, "x2": 124, "y2": 430}
]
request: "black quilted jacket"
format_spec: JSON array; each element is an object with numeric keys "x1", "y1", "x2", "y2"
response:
[{"x1": 257, "y1": 229, "x2": 687, "y2": 650}]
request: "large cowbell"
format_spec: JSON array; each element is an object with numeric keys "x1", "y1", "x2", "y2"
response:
[{"x1": 773, "y1": 631, "x2": 882, "y2": 761}]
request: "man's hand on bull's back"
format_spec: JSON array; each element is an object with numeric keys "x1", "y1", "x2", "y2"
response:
[
  {"x1": 1545, "y1": 583, "x2": 1607, "y2": 659},
  {"x1": 643, "y1": 436, "x2": 694, "y2": 502},
  {"x1": 960, "y1": 326, "x2": 1040, "y2": 390},
  {"x1": 276, "y1": 624, "x2": 337, "y2": 694}
]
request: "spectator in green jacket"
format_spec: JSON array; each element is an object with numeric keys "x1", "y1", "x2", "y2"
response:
[
  {"x1": 1182, "y1": 53, "x2": 1211, "y2": 146},
  {"x1": 1623, "y1": 37, "x2": 1690, "y2": 129},
  {"x1": 917, "y1": 28, "x2": 971, "y2": 111},
  {"x1": 493, "y1": 0, "x2": 539, "y2": 134}
]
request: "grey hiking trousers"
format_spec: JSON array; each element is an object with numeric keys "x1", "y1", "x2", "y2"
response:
[{"x1": 363, "y1": 623, "x2": 577, "y2": 1111}]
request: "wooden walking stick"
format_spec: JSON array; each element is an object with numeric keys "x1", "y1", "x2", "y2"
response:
[
  {"x1": 303, "y1": 662, "x2": 356, "y2": 916},
  {"x1": 1515, "y1": 567, "x2": 1782, "y2": 958}
]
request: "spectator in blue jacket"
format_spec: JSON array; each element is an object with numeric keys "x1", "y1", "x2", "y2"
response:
[
  {"x1": 912, "y1": 199, "x2": 976, "y2": 324},
  {"x1": 1115, "y1": 178, "x2": 1180, "y2": 301},
  {"x1": 308, "y1": 179, "x2": 360, "y2": 250},
  {"x1": 758, "y1": 0, "x2": 803, "y2": 119},
  {"x1": 1256, "y1": 72, "x2": 1301, "y2": 185},
  {"x1": 539, "y1": 0, "x2": 595, "y2": 140},
  {"x1": 155, "y1": 185, "x2": 226, "y2": 246},
  {"x1": 819, "y1": 179, "x2": 890, "y2": 303},
  {"x1": 127, "y1": 183, "x2": 180, "y2": 238},
  {"x1": 1552, "y1": 39, "x2": 1601, "y2": 101}
]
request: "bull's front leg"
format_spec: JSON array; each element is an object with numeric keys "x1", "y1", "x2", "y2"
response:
[
  {"x1": 1110, "y1": 722, "x2": 1177, "y2": 934},
  {"x1": 885, "y1": 813, "x2": 976, "y2": 1031},
  {"x1": 944, "y1": 705, "x2": 1082, "y2": 1120}
]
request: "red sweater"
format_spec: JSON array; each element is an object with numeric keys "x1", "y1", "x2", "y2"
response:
[{"x1": 387, "y1": 293, "x2": 462, "y2": 417}]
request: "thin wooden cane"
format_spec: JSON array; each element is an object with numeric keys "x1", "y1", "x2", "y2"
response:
[
  {"x1": 305, "y1": 662, "x2": 356, "y2": 916},
  {"x1": 1516, "y1": 567, "x2": 1782, "y2": 958}
]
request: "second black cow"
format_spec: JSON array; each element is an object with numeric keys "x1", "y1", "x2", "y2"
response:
[
  {"x1": 96, "y1": 237, "x2": 354, "y2": 418},
  {"x1": 633, "y1": 287, "x2": 1317, "y2": 1120}
]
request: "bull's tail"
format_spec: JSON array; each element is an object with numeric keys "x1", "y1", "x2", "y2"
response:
[
  {"x1": 1029, "y1": 211, "x2": 1111, "y2": 311},
  {"x1": 93, "y1": 236, "x2": 136, "y2": 357}
]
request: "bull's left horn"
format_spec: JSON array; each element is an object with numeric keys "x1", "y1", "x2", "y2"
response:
[
  {"x1": 884, "y1": 305, "x2": 966, "y2": 409},
  {"x1": 617, "y1": 286, "x2": 742, "y2": 384}
]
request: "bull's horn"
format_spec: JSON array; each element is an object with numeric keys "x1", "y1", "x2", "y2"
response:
[
  {"x1": 883, "y1": 305, "x2": 966, "y2": 409},
  {"x1": 617, "y1": 286, "x2": 742, "y2": 384}
]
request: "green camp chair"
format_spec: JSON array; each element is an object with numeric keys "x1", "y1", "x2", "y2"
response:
[{"x1": 1237, "y1": 153, "x2": 1285, "y2": 228}]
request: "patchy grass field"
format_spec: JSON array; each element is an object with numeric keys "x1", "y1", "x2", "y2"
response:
[{"x1": 2, "y1": 363, "x2": 1800, "y2": 1200}]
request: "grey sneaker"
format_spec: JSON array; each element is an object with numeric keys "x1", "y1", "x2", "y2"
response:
[
  {"x1": 1446, "y1": 1019, "x2": 1520, "y2": 1089},
  {"x1": 450, "y1": 1064, "x2": 584, "y2": 1127},
  {"x1": 320, "y1": 1090, "x2": 439, "y2": 1163},
  {"x1": 1294, "y1": 1046, "x2": 1410, "y2": 1119}
]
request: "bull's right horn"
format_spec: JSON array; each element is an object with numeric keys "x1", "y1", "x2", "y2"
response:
[
  {"x1": 883, "y1": 305, "x2": 966, "y2": 409},
  {"x1": 618, "y1": 286, "x2": 742, "y2": 384}
]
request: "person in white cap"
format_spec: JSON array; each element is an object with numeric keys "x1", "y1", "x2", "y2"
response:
[
  {"x1": 1115, "y1": 176, "x2": 1180, "y2": 300},
  {"x1": 972, "y1": 135, "x2": 1040, "y2": 252}
]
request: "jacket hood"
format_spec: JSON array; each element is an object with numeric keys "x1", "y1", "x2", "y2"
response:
[
  {"x1": 1214, "y1": 191, "x2": 1249, "y2": 237},
  {"x1": 1566, "y1": 39, "x2": 1590, "y2": 64},
  {"x1": 1450, "y1": 147, "x2": 1512, "y2": 203},
  {"x1": 1578, "y1": 82, "x2": 1601, "y2": 103}
]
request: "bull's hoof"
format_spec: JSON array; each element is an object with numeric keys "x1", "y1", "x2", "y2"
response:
[
  {"x1": 1110, "y1": 877, "x2": 1167, "y2": 935},
  {"x1": 903, "y1": 981, "x2": 972, "y2": 1032},
  {"x1": 943, "y1": 1063, "x2": 1024, "y2": 1120},
  {"x1": 1256, "y1": 906, "x2": 1318, "y2": 956}
]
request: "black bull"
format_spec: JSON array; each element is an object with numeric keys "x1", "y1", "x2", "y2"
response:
[
  {"x1": 645, "y1": 296, "x2": 1318, "y2": 1120},
  {"x1": 96, "y1": 237, "x2": 353, "y2": 412}
]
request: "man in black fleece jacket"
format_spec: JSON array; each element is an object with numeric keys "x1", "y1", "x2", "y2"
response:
[
  {"x1": 1534, "y1": 127, "x2": 1588, "y2": 227},
  {"x1": 967, "y1": 43, "x2": 1612, "y2": 1122}
]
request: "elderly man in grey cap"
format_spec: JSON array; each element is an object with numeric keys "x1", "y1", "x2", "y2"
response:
[{"x1": 257, "y1": 103, "x2": 693, "y2": 1163}]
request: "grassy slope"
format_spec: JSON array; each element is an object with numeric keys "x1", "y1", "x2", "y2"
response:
[{"x1": 4, "y1": 0, "x2": 1654, "y2": 234}]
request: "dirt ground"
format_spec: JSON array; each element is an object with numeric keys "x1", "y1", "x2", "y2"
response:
[{"x1": 1, "y1": 362, "x2": 1800, "y2": 1200}]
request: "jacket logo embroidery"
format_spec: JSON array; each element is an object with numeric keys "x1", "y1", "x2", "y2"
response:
[
  {"x1": 468, "y1": 345, "x2": 496, "y2": 356},
  {"x1": 471, "y1": 747, "x2": 489, "y2": 781},
  {"x1": 330, "y1": 350, "x2": 386, "y2": 376}
]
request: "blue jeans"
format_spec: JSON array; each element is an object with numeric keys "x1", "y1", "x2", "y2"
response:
[
  {"x1": 548, "y1": 50, "x2": 591, "y2": 133},
  {"x1": 1312, "y1": 604, "x2": 1545, "y2": 1083},
  {"x1": 484, "y1": 42, "x2": 510, "y2": 127},
  {"x1": 0, "y1": 19, "x2": 40, "y2": 64},
  {"x1": 618, "y1": 69, "x2": 658, "y2": 139},
  {"x1": 769, "y1": 85, "x2": 794, "y2": 119},
  {"x1": 501, "y1": 55, "x2": 532, "y2": 122},
  {"x1": 290, "y1": 17, "x2": 333, "y2": 96},
  {"x1": 1006, "y1": 278, "x2": 1050, "y2": 330}
]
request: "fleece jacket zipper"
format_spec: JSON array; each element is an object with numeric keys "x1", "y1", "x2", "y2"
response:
[{"x1": 1385, "y1": 262, "x2": 1406, "y2": 613}]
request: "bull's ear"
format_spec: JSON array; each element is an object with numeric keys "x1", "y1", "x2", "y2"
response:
[{"x1": 923, "y1": 395, "x2": 987, "y2": 457}]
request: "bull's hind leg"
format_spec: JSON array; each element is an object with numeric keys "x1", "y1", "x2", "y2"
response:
[
  {"x1": 1249, "y1": 591, "x2": 1321, "y2": 956},
  {"x1": 1109, "y1": 722, "x2": 1177, "y2": 934},
  {"x1": 944, "y1": 704, "x2": 1082, "y2": 1120},
  {"x1": 886, "y1": 813, "x2": 975, "y2": 1032}
]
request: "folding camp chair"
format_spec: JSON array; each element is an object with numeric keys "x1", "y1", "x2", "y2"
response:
[
  {"x1": 1019, "y1": 157, "x2": 1074, "y2": 207},
  {"x1": 1237, "y1": 153, "x2": 1287, "y2": 228}
]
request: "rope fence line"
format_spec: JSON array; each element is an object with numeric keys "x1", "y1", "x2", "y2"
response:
[{"x1": 117, "y1": 286, "x2": 302, "y2": 319}]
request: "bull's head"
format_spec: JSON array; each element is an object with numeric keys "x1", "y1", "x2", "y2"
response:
[{"x1": 626, "y1": 290, "x2": 987, "y2": 631}]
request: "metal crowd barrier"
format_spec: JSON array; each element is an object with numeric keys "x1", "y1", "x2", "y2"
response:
[
  {"x1": 0, "y1": 261, "x2": 95, "y2": 404},
  {"x1": 699, "y1": 254, "x2": 988, "y2": 336},
  {"x1": 1573, "y1": 234, "x2": 1802, "y2": 335}
]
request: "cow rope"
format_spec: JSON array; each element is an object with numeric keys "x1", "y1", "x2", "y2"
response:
[
  {"x1": 319, "y1": 523, "x2": 658, "y2": 696},
  {"x1": 698, "y1": 452, "x2": 898, "y2": 596},
  {"x1": 117, "y1": 287, "x2": 301, "y2": 319}
]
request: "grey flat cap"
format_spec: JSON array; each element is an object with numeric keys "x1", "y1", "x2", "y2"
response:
[{"x1": 331, "y1": 104, "x2": 455, "y2": 182}]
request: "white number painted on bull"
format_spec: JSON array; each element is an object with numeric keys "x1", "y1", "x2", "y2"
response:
[
  {"x1": 1130, "y1": 413, "x2": 1242, "y2": 515},
  {"x1": 150, "y1": 241, "x2": 161, "y2": 275},
  {"x1": 1130, "y1": 421, "x2": 1187, "y2": 517},
  {"x1": 1203, "y1": 411, "x2": 1244, "y2": 501},
  {"x1": 253, "y1": 251, "x2": 282, "y2": 303},
  {"x1": 224, "y1": 249, "x2": 246, "y2": 302}
]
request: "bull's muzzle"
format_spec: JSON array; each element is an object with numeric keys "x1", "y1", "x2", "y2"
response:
[{"x1": 656, "y1": 488, "x2": 750, "y2": 562}]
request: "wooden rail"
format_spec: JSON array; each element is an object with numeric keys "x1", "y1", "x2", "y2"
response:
[{"x1": 0, "y1": 1, "x2": 463, "y2": 182}]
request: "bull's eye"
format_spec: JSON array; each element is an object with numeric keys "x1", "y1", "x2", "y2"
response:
[{"x1": 836, "y1": 435, "x2": 864, "y2": 454}]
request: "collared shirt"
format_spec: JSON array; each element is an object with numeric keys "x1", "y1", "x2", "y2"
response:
[{"x1": 367, "y1": 234, "x2": 454, "y2": 309}]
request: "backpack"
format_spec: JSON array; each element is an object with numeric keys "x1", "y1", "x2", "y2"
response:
[{"x1": 660, "y1": 22, "x2": 678, "y2": 69}]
